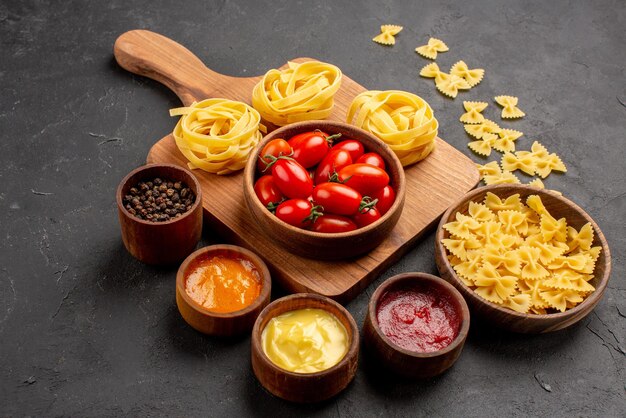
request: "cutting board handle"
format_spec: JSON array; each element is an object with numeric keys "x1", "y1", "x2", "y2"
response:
[{"x1": 114, "y1": 29, "x2": 232, "y2": 106}]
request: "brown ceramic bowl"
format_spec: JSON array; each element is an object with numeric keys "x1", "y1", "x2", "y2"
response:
[
  {"x1": 176, "y1": 245, "x2": 271, "y2": 336},
  {"x1": 434, "y1": 184, "x2": 612, "y2": 333},
  {"x1": 117, "y1": 163, "x2": 202, "y2": 265},
  {"x1": 243, "y1": 120, "x2": 406, "y2": 260},
  {"x1": 251, "y1": 293, "x2": 359, "y2": 403},
  {"x1": 363, "y1": 273, "x2": 470, "y2": 379}
]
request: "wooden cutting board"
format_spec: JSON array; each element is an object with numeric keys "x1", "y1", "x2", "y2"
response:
[{"x1": 114, "y1": 30, "x2": 480, "y2": 303}]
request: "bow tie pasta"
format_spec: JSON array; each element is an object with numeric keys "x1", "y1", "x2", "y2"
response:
[
  {"x1": 441, "y1": 193, "x2": 602, "y2": 313},
  {"x1": 495, "y1": 95, "x2": 525, "y2": 119},
  {"x1": 415, "y1": 37, "x2": 449, "y2": 59},
  {"x1": 373, "y1": 25, "x2": 403, "y2": 46}
]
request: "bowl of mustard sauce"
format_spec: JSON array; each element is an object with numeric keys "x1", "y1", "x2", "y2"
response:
[{"x1": 250, "y1": 293, "x2": 359, "y2": 402}]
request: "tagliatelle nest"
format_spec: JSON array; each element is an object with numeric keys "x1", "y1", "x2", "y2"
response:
[
  {"x1": 347, "y1": 90, "x2": 439, "y2": 166},
  {"x1": 170, "y1": 98, "x2": 265, "y2": 175},
  {"x1": 251, "y1": 61, "x2": 342, "y2": 126}
]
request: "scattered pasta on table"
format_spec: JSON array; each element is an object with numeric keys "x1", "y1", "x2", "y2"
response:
[
  {"x1": 415, "y1": 37, "x2": 449, "y2": 59},
  {"x1": 372, "y1": 25, "x2": 403, "y2": 46}
]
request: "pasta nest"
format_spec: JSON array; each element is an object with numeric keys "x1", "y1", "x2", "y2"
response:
[
  {"x1": 170, "y1": 98, "x2": 265, "y2": 175},
  {"x1": 252, "y1": 61, "x2": 342, "y2": 126},
  {"x1": 346, "y1": 90, "x2": 439, "y2": 166}
]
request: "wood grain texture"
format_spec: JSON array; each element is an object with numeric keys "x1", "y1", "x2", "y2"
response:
[
  {"x1": 362, "y1": 273, "x2": 470, "y2": 378},
  {"x1": 114, "y1": 29, "x2": 480, "y2": 303},
  {"x1": 116, "y1": 163, "x2": 203, "y2": 265},
  {"x1": 175, "y1": 245, "x2": 271, "y2": 336},
  {"x1": 250, "y1": 294, "x2": 359, "y2": 402},
  {"x1": 434, "y1": 184, "x2": 612, "y2": 334}
]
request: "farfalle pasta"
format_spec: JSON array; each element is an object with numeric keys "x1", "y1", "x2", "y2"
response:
[
  {"x1": 493, "y1": 129, "x2": 523, "y2": 153},
  {"x1": 170, "y1": 98, "x2": 265, "y2": 175},
  {"x1": 442, "y1": 193, "x2": 602, "y2": 313},
  {"x1": 464, "y1": 119, "x2": 501, "y2": 141},
  {"x1": 500, "y1": 141, "x2": 567, "y2": 178},
  {"x1": 251, "y1": 60, "x2": 342, "y2": 126},
  {"x1": 502, "y1": 152, "x2": 536, "y2": 176},
  {"x1": 372, "y1": 25, "x2": 403, "y2": 45},
  {"x1": 450, "y1": 61, "x2": 484, "y2": 87},
  {"x1": 460, "y1": 101, "x2": 488, "y2": 124},
  {"x1": 415, "y1": 37, "x2": 449, "y2": 59},
  {"x1": 419, "y1": 63, "x2": 470, "y2": 98},
  {"x1": 468, "y1": 137, "x2": 496, "y2": 157},
  {"x1": 346, "y1": 90, "x2": 438, "y2": 166},
  {"x1": 476, "y1": 161, "x2": 520, "y2": 184},
  {"x1": 495, "y1": 95, "x2": 525, "y2": 119},
  {"x1": 466, "y1": 120, "x2": 505, "y2": 157}
]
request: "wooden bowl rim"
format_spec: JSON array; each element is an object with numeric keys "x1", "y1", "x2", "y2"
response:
[
  {"x1": 367, "y1": 272, "x2": 470, "y2": 358},
  {"x1": 116, "y1": 163, "x2": 203, "y2": 226},
  {"x1": 434, "y1": 184, "x2": 612, "y2": 321},
  {"x1": 251, "y1": 293, "x2": 359, "y2": 378},
  {"x1": 176, "y1": 244, "x2": 272, "y2": 318},
  {"x1": 243, "y1": 120, "x2": 406, "y2": 238}
]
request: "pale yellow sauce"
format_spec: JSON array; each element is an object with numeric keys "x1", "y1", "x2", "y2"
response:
[{"x1": 261, "y1": 308, "x2": 349, "y2": 373}]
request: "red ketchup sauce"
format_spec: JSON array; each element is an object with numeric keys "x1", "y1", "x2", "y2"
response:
[{"x1": 376, "y1": 284, "x2": 460, "y2": 353}]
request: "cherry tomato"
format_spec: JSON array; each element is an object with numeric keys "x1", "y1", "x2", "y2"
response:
[
  {"x1": 311, "y1": 214, "x2": 357, "y2": 233},
  {"x1": 288, "y1": 131, "x2": 338, "y2": 168},
  {"x1": 338, "y1": 164, "x2": 389, "y2": 196},
  {"x1": 312, "y1": 183, "x2": 362, "y2": 216},
  {"x1": 257, "y1": 139, "x2": 292, "y2": 172},
  {"x1": 271, "y1": 158, "x2": 313, "y2": 199},
  {"x1": 371, "y1": 185, "x2": 395, "y2": 216},
  {"x1": 254, "y1": 175, "x2": 284, "y2": 208},
  {"x1": 331, "y1": 139, "x2": 364, "y2": 161},
  {"x1": 352, "y1": 207, "x2": 382, "y2": 228},
  {"x1": 356, "y1": 152, "x2": 386, "y2": 170},
  {"x1": 314, "y1": 150, "x2": 352, "y2": 185},
  {"x1": 275, "y1": 199, "x2": 319, "y2": 228}
]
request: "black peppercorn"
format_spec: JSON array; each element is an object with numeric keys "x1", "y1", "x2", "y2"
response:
[{"x1": 123, "y1": 176, "x2": 195, "y2": 222}]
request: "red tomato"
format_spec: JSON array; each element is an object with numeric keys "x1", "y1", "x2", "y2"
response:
[
  {"x1": 275, "y1": 199, "x2": 319, "y2": 228},
  {"x1": 271, "y1": 158, "x2": 313, "y2": 199},
  {"x1": 356, "y1": 152, "x2": 386, "y2": 170},
  {"x1": 338, "y1": 164, "x2": 389, "y2": 196},
  {"x1": 288, "y1": 131, "x2": 339, "y2": 168},
  {"x1": 314, "y1": 150, "x2": 352, "y2": 185},
  {"x1": 257, "y1": 139, "x2": 292, "y2": 172},
  {"x1": 311, "y1": 214, "x2": 357, "y2": 233},
  {"x1": 352, "y1": 207, "x2": 382, "y2": 228},
  {"x1": 254, "y1": 175, "x2": 284, "y2": 208},
  {"x1": 371, "y1": 185, "x2": 395, "y2": 216},
  {"x1": 331, "y1": 139, "x2": 364, "y2": 161},
  {"x1": 312, "y1": 183, "x2": 362, "y2": 216}
]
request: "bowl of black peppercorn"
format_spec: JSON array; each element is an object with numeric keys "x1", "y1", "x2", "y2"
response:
[{"x1": 116, "y1": 163, "x2": 203, "y2": 265}]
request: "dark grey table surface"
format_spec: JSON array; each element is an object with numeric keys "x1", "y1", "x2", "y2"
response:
[{"x1": 1, "y1": 0, "x2": 625, "y2": 416}]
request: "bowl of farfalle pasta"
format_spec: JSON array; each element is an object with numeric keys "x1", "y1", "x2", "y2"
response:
[{"x1": 435, "y1": 184, "x2": 611, "y2": 333}]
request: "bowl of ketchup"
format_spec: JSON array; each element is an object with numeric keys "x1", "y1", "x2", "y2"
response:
[{"x1": 363, "y1": 272, "x2": 470, "y2": 378}]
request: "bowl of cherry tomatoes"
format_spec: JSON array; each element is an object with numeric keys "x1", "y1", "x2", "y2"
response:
[{"x1": 243, "y1": 121, "x2": 406, "y2": 260}]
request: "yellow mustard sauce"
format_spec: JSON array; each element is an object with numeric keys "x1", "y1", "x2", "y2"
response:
[{"x1": 261, "y1": 308, "x2": 349, "y2": 373}]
